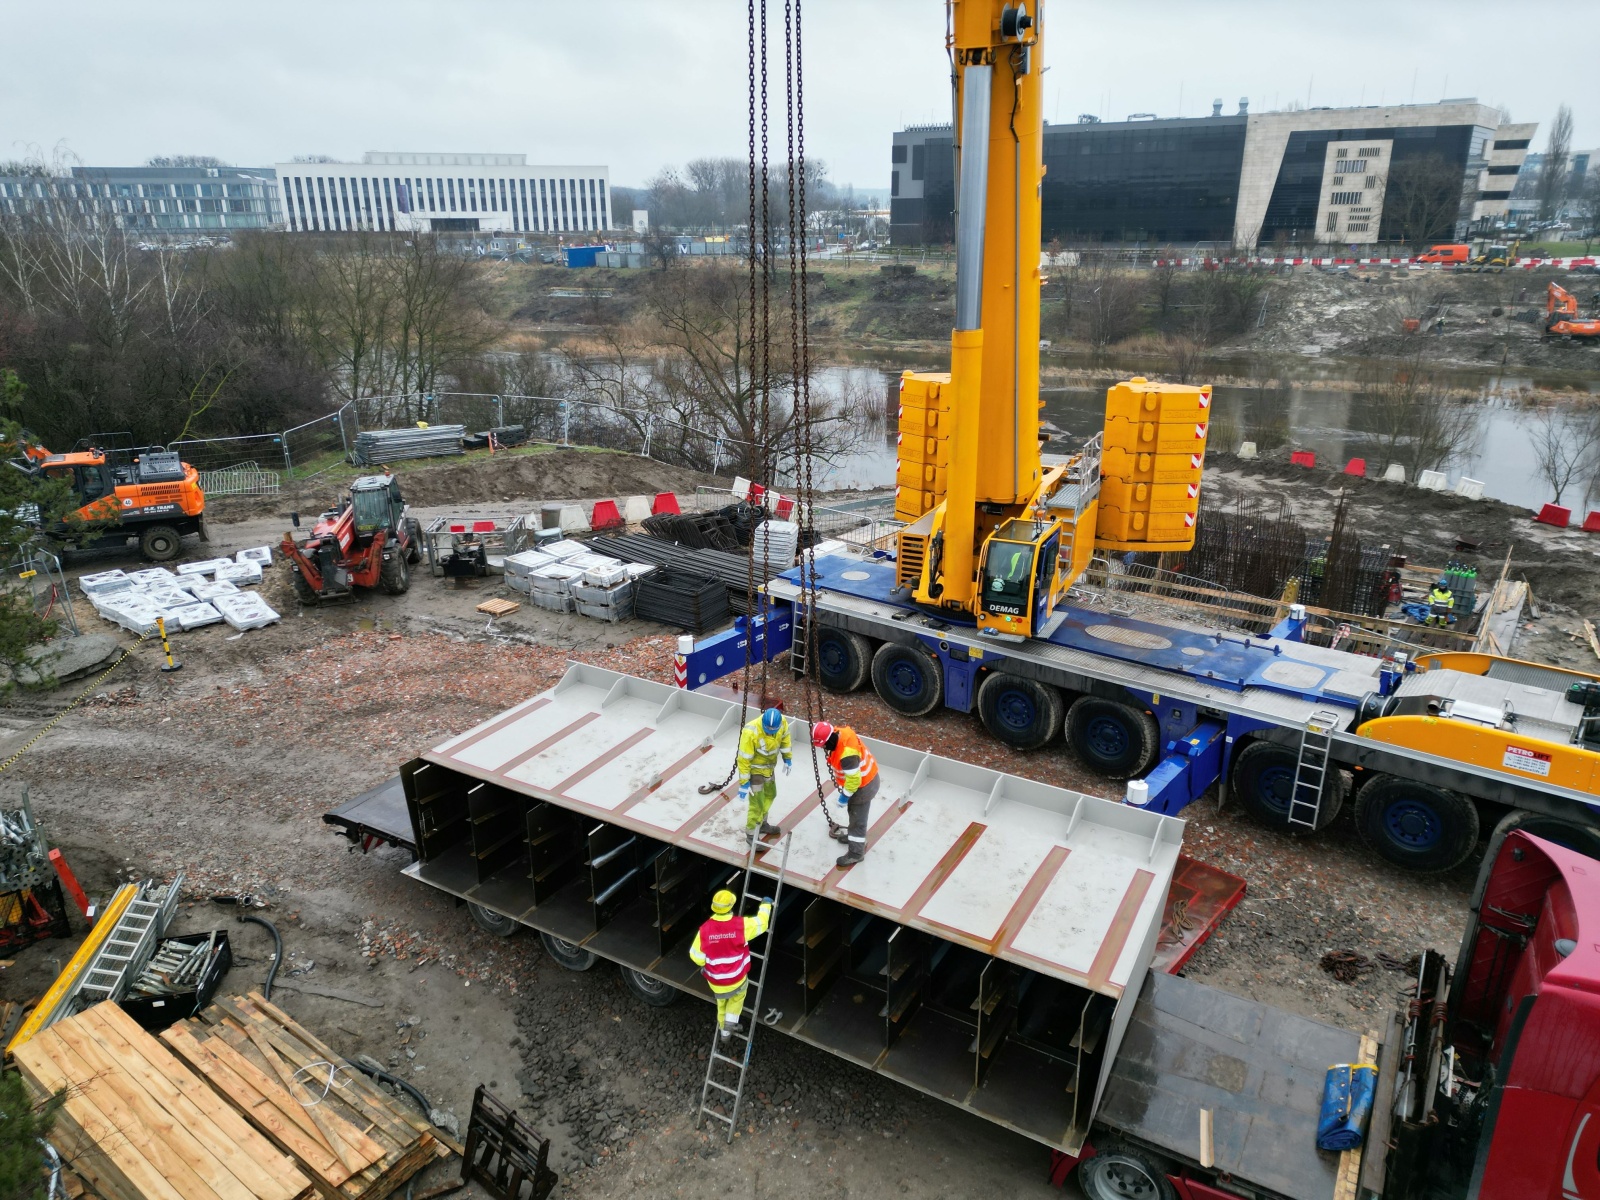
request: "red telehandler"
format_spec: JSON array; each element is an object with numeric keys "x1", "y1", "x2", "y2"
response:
[{"x1": 281, "y1": 473, "x2": 422, "y2": 602}]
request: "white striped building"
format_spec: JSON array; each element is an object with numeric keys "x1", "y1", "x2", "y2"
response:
[{"x1": 272, "y1": 152, "x2": 611, "y2": 234}]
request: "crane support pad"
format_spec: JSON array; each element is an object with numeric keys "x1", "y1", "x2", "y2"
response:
[
  {"x1": 400, "y1": 664, "x2": 1186, "y2": 1153},
  {"x1": 1099, "y1": 970, "x2": 1364, "y2": 1200}
]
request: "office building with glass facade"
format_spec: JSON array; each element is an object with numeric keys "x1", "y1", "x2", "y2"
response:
[
  {"x1": 0, "y1": 165, "x2": 280, "y2": 234},
  {"x1": 890, "y1": 100, "x2": 1534, "y2": 248},
  {"x1": 272, "y1": 153, "x2": 612, "y2": 234}
]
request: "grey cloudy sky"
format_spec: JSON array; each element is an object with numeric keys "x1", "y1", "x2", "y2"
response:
[{"x1": 4, "y1": 0, "x2": 1594, "y2": 188}]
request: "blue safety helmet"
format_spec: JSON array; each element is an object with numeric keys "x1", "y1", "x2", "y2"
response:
[{"x1": 761, "y1": 707, "x2": 783, "y2": 734}]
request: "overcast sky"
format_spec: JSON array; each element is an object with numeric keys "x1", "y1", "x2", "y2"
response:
[{"x1": 4, "y1": 0, "x2": 1594, "y2": 189}]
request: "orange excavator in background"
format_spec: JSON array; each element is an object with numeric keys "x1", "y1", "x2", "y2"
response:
[
  {"x1": 17, "y1": 436, "x2": 207, "y2": 561},
  {"x1": 1546, "y1": 281, "x2": 1600, "y2": 340},
  {"x1": 281, "y1": 473, "x2": 421, "y2": 603}
]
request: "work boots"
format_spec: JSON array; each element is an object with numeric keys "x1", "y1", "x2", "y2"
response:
[
  {"x1": 835, "y1": 848, "x2": 864, "y2": 868},
  {"x1": 759, "y1": 822, "x2": 782, "y2": 838}
]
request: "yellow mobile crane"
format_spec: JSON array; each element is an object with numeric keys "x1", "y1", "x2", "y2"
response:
[{"x1": 893, "y1": 0, "x2": 1210, "y2": 639}]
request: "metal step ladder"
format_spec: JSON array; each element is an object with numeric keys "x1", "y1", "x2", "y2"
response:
[
  {"x1": 1287, "y1": 711, "x2": 1340, "y2": 829},
  {"x1": 75, "y1": 874, "x2": 183, "y2": 1010},
  {"x1": 695, "y1": 832, "x2": 792, "y2": 1142},
  {"x1": 787, "y1": 600, "x2": 812, "y2": 678}
]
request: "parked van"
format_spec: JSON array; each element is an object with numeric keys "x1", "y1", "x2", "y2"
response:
[{"x1": 1416, "y1": 243, "x2": 1469, "y2": 264}]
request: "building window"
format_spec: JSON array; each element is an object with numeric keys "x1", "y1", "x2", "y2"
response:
[
  {"x1": 338, "y1": 178, "x2": 354, "y2": 229},
  {"x1": 892, "y1": 144, "x2": 907, "y2": 164},
  {"x1": 293, "y1": 178, "x2": 308, "y2": 231},
  {"x1": 383, "y1": 178, "x2": 395, "y2": 226},
  {"x1": 498, "y1": 178, "x2": 508, "y2": 215},
  {"x1": 1334, "y1": 159, "x2": 1366, "y2": 174},
  {"x1": 891, "y1": 170, "x2": 899, "y2": 197},
  {"x1": 1493, "y1": 138, "x2": 1530, "y2": 150},
  {"x1": 1358, "y1": 146, "x2": 1381, "y2": 157},
  {"x1": 1326, "y1": 211, "x2": 1339, "y2": 232},
  {"x1": 518, "y1": 178, "x2": 529, "y2": 230},
  {"x1": 1486, "y1": 164, "x2": 1520, "y2": 175},
  {"x1": 316, "y1": 177, "x2": 331, "y2": 230},
  {"x1": 426, "y1": 178, "x2": 436, "y2": 212},
  {"x1": 1335, "y1": 148, "x2": 1348, "y2": 158},
  {"x1": 600, "y1": 182, "x2": 609, "y2": 228},
  {"x1": 1330, "y1": 191, "x2": 1364, "y2": 205},
  {"x1": 360, "y1": 177, "x2": 373, "y2": 228},
  {"x1": 447, "y1": 178, "x2": 456, "y2": 211},
  {"x1": 458, "y1": 179, "x2": 466, "y2": 211},
  {"x1": 1479, "y1": 190, "x2": 1512, "y2": 200},
  {"x1": 1347, "y1": 221, "x2": 1369, "y2": 232},
  {"x1": 912, "y1": 144, "x2": 925, "y2": 181}
]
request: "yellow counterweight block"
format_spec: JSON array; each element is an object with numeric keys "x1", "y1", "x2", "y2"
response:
[
  {"x1": 894, "y1": 371, "x2": 952, "y2": 522},
  {"x1": 1095, "y1": 379, "x2": 1212, "y2": 551}
]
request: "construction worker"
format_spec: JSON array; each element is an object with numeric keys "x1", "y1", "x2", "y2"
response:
[
  {"x1": 736, "y1": 707, "x2": 791, "y2": 844},
  {"x1": 1426, "y1": 578, "x2": 1455, "y2": 627},
  {"x1": 810, "y1": 721, "x2": 880, "y2": 868},
  {"x1": 689, "y1": 889, "x2": 773, "y2": 1039}
]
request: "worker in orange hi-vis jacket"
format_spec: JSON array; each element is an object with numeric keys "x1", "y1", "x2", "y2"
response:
[{"x1": 809, "y1": 721, "x2": 880, "y2": 868}]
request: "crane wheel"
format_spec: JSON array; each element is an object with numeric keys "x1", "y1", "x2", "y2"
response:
[
  {"x1": 1482, "y1": 810, "x2": 1600, "y2": 867},
  {"x1": 539, "y1": 932, "x2": 598, "y2": 971},
  {"x1": 1077, "y1": 1138, "x2": 1177, "y2": 1200},
  {"x1": 871, "y1": 642, "x2": 944, "y2": 717},
  {"x1": 1230, "y1": 740, "x2": 1346, "y2": 833},
  {"x1": 977, "y1": 673, "x2": 1063, "y2": 751},
  {"x1": 813, "y1": 629, "x2": 872, "y2": 693},
  {"x1": 620, "y1": 966, "x2": 680, "y2": 1008},
  {"x1": 1355, "y1": 775, "x2": 1479, "y2": 873},
  {"x1": 139, "y1": 524, "x2": 183, "y2": 563},
  {"x1": 380, "y1": 550, "x2": 410, "y2": 595},
  {"x1": 467, "y1": 902, "x2": 520, "y2": 938},
  {"x1": 1065, "y1": 696, "x2": 1159, "y2": 780}
]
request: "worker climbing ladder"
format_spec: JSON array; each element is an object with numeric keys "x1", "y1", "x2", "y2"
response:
[
  {"x1": 1287, "y1": 710, "x2": 1340, "y2": 829},
  {"x1": 695, "y1": 831, "x2": 793, "y2": 1142}
]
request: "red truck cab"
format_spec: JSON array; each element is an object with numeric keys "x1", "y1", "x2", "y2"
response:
[
  {"x1": 1447, "y1": 830, "x2": 1600, "y2": 1198},
  {"x1": 1417, "y1": 243, "x2": 1470, "y2": 264}
]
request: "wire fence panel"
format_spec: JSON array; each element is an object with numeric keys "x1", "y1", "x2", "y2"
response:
[
  {"x1": 169, "y1": 433, "x2": 291, "y2": 477},
  {"x1": 196, "y1": 463, "x2": 281, "y2": 497}
]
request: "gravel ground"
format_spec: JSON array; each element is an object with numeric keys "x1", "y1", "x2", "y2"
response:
[{"x1": 0, "y1": 466, "x2": 1496, "y2": 1197}]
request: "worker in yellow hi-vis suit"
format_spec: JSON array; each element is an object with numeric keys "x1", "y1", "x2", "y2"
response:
[
  {"x1": 689, "y1": 889, "x2": 773, "y2": 1039},
  {"x1": 735, "y1": 707, "x2": 792, "y2": 845}
]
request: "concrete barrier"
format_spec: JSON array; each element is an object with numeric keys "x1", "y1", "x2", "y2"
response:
[
  {"x1": 591, "y1": 499, "x2": 624, "y2": 530},
  {"x1": 623, "y1": 495, "x2": 652, "y2": 523},
  {"x1": 1344, "y1": 458, "x2": 1367, "y2": 476},
  {"x1": 1238, "y1": 441, "x2": 1257, "y2": 460},
  {"x1": 652, "y1": 492, "x2": 681, "y2": 515},
  {"x1": 1383, "y1": 464, "x2": 1406, "y2": 483},
  {"x1": 1535, "y1": 503, "x2": 1571, "y2": 528},
  {"x1": 1455, "y1": 478, "x2": 1485, "y2": 500},
  {"x1": 1418, "y1": 470, "x2": 1448, "y2": 491},
  {"x1": 558, "y1": 504, "x2": 592, "y2": 533}
]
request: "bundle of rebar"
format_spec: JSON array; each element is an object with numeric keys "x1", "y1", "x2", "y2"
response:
[
  {"x1": 586, "y1": 533, "x2": 779, "y2": 615},
  {"x1": 352, "y1": 425, "x2": 466, "y2": 465}
]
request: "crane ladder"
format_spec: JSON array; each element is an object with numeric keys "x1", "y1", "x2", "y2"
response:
[
  {"x1": 787, "y1": 600, "x2": 811, "y2": 677},
  {"x1": 695, "y1": 830, "x2": 792, "y2": 1142},
  {"x1": 1287, "y1": 711, "x2": 1340, "y2": 830}
]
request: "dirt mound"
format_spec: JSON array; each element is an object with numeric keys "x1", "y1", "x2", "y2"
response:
[{"x1": 397, "y1": 447, "x2": 724, "y2": 507}]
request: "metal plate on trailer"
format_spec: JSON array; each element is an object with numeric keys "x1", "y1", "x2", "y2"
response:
[
  {"x1": 418, "y1": 664, "x2": 1184, "y2": 1000},
  {"x1": 1098, "y1": 970, "x2": 1360, "y2": 1200}
]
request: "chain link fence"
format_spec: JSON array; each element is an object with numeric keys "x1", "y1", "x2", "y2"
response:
[{"x1": 169, "y1": 404, "x2": 358, "y2": 499}]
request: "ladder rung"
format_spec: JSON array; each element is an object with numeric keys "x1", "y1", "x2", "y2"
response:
[
  {"x1": 711, "y1": 1051, "x2": 746, "y2": 1066},
  {"x1": 701, "y1": 1109, "x2": 734, "y2": 1125},
  {"x1": 704, "y1": 1079, "x2": 739, "y2": 1094}
]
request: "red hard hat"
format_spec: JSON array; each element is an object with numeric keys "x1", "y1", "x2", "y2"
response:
[{"x1": 810, "y1": 721, "x2": 834, "y2": 748}]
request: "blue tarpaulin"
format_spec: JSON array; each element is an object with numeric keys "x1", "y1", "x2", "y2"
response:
[{"x1": 1317, "y1": 1062, "x2": 1377, "y2": 1151}]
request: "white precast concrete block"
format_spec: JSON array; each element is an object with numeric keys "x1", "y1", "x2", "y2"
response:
[
  {"x1": 1455, "y1": 477, "x2": 1485, "y2": 500},
  {"x1": 1417, "y1": 470, "x2": 1447, "y2": 491},
  {"x1": 79, "y1": 570, "x2": 132, "y2": 597},
  {"x1": 1383, "y1": 463, "x2": 1406, "y2": 483},
  {"x1": 235, "y1": 546, "x2": 273, "y2": 566},
  {"x1": 173, "y1": 603, "x2": 223, "y2": 630},
  {"x1": 542, "y1": 540, "x2": 585, "y2": 561},
  {"x1": 557, "y1": 505, "x2": 591, "y2": 534},
  {"x1": 141, "y1": 586, "x2": 194, "y2": 610},
  {"x1": 623, "y1": 495, "x2": 652, "y2": 523},
  {"x1": 189, "y1": 579, "x2": 240, "y2": 602},
  {"x1": 128, "y1": 568, "x2": 178, "y2": 588},
  {"x1": 176, "y1": 558, "x2": 235, "y2": 577},
  {"x1": 95, "y1": 595, "x2": 159, "y2": 635},
  {"x1": 215, "y1": 561, "x2": 263, "y2": 585},
  {"x1": 1237, "y1": 442, "x2": 1257, "y2": 460},
  {"x1": 213, "y1": 592, "x2": 280, "y2": 631}
]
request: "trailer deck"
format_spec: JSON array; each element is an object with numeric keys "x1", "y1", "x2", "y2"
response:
[{"x1": 398, "y1": 664, "x2": 1193, "y2": 1152}]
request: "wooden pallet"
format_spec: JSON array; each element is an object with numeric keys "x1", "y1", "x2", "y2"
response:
[
  {"x1": 475, "y1": 598, "x2": 521, "y2": 617},
  {"x1": 13, "y1": 1000, "x2": 314, "y2": 1200},
  {"x1": 162, "y1": 993, "x2": 447, "y2": 1200}
]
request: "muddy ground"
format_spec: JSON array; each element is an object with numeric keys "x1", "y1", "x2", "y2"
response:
[
  {"x1": 1203, "y1": 453, "x2": 1600, "y2": 670},
  {"x1": 0, "y1": 446, "x2": 1577, "y2": 1197}
]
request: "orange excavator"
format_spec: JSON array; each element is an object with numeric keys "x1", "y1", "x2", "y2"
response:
[
  {"x1": 1546, "y1": 281, "x2": 1600, "y2": 340},
  {"x1": 17, "y1": 436, "x2": 207, "y2": 561}
]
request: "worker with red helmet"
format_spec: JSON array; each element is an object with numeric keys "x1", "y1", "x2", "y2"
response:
[
  {"x1": 810, "y1": 721, "x2": 880, "y2": 868},
  {"x1": 689, "y1": 888, "x2": 773, "y2": 1039}
]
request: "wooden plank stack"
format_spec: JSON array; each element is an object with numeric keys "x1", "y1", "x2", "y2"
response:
[
  {"x1": 162, "y1": 994, "x2": 446, "y2": 1200},
  {"x1": 12, "y1": 1001, "x2": 315, "y2": 1200}
]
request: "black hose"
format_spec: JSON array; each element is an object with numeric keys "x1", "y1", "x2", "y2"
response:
[
  {"x1": 345, "y1": 1058, "x2": 433, "y2": 1119},
  {"x1": 235, "y1": 914, "x2": 282, "y2": 1000}
]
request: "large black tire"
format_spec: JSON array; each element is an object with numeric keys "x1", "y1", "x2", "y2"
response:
[
  {"x1": 871, "y1": 641, "x2": 944, "y2": 717},
  {"x1": 139, "y1": 524, "x2": 183, "y2": 563},
  {"x1": 380, "y1": 549, "x2": 410, "y2": 595},
  {"x1": 976, "y1": 673, "x2": 1063, "y2": 751},
  {"x1": 1355, "y1": 775, "x2": 1480, "y2": 873},
  {"x1": 1483, "y1": 808, "x2": 1600, "y2": 865},
  {"x1": 813, "y1": 628, "x2": 872, "y2": 693},
  {"x1": 1077, "y1": 1138, "x2": 1177, "y2": 1200},
  {"x1": 1230, "y1": 740, "x2": 1346, "y2": 833},
  {"x1": 290, "y1": 569, "x2": 319, "y2": 605},
  {"x1": 539, "y1": 932, "x2": 598, "y2": 971},
  {"x1": 1064, "y1": 696, "x2": 1160, "y2": 781},
  {"x1": 404, "y1": 517, "x2": 423, "y2": 565},
  {"x1": 620, "y1": 966, "x2": 680, "y2": 1008},
  {"x1": 467, "y1": 902, "x2": 520, "y2": 938}
]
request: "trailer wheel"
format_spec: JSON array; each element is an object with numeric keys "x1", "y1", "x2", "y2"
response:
[
  {"x1": 139, "y1": 524, "x2": 183, "y2": 562},
  {"x1": 1077, "y1": 1139, "x2": 1176, "y2": 1200},
  {"x1": 977, "y1": 673, "x2": 1062, "y2": 751},
  {"x1": 814, "y1": 628, "x2": 872, "y2": 693},
  {"x1": 1356, "y1": 776, "x2": 1479, "y2": 873},
  {"x1": 467, "y1": 902, "x2": 520, "y2": 938},
  {"x1": 620, "y1": 966, "x2": 680, "y2": 1008},
  {"x1": 1231, "y1": 740, "x2": 1346, "y2": 833},
  {"x1": 871, "y1": 642, "x2": 944, "y2": 717},
  {"x1": 380, "y1": 550, "x2": 410, "y2": 595},
  {"x1": 539, "y1": 932, "x2": 598, "y2": 971},
  {"x1": 1065, "y1": 697, "x2": 1159, "y2": 780}
]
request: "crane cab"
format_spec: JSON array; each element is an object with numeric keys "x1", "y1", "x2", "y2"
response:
[{"x1": 977, "y1": 517, "x2": 1063, "y2": 638}]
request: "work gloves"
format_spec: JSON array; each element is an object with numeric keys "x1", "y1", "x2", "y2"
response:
[
  {"x1": 832, "y1": 791, "x2": 849, "y2": 807},
  {"x1": 737, "y1": 783, "x2": 751, "y2": 802},
  {"x1": 782, "y1": 757, "x2": 793, "y2": 776}
]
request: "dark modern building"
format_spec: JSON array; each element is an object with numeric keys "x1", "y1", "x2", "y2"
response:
[
  {"x1": 0, "y1": 165, "x2": 281, "y2": 234},
  {"x1": 890, "y1": 100, "x2": 1535, "y2": 248}
]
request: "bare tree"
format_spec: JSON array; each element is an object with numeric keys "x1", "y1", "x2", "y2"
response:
[
  {"x1": 1530, "y1": 403, "x2": 1600, "y2": 505},
  {"x1": 1537, "y1": 104, "x2": 1574, "y2": 222},
  {"x1": 1360, "y1": 344, "x2": 1479, "y2": 478},
  {"x1": 1079, "y1": 257, "x2": 1143, "y2": 352},
  {"x1": 1576, "y1": 171, "x2": 1600, "y2": 254},
  {"x1": 145, "y1": 155, "x2": 229, "y2": 169},
  {"x1": 1383, "y1": 154, "x2": 1466, "y2": 248}
]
